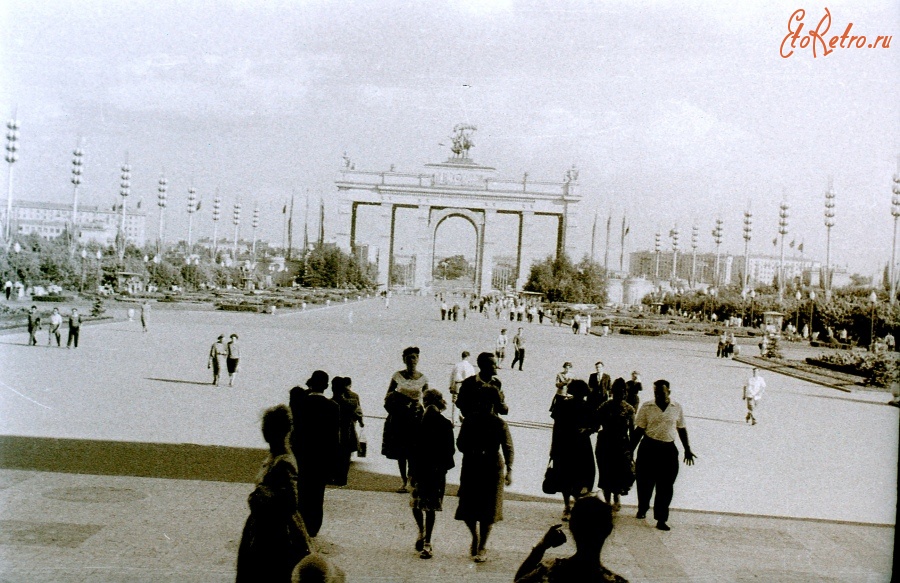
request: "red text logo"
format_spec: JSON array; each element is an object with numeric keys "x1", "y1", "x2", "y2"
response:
[{"x1": 780, "y1": 8, "x2": 892, "y2": 58}]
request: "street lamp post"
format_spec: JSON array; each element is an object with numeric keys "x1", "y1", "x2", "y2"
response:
[
  {"x1": 212, "y1": 191, "x2": 222, "y2": 261},
  {"x1": 4, "y1": 118, "x2": 20, "y2": 243},
  {"x1": 233, "y1": 201, "x2": 242, "y2": 259},
  {"x1": 869, "y1": 290, "x2": 878, "y2": 350},
  {"x1": 742, "y1": 207, "x2": 753, "y2": 292},
  {"x1": 712, "y1": 218, "x2": 723, "y2": 286},
  {"x1": 80, "y1": 248, "x2": 87, "y2": 292},
  {"x1": 70, "y1": 146, "x2": 83, "y2": 251},
  {"x1": 251, "y1": 206, "x2": 260, "y2": 262},
  {"x1": 824, "y1": 178, "x2": 836, "y2": 301},
  {"x1": 654, "y1": 231, "x2": 661, "y2": 280},
  {"x1": 186, "y1": 186, "x2": 197, "y2": 256},
  {"x1": 157, "y1": 174, "x2": 167, "y2": 256},
  {"x1": 96, "y1": 249, "x2": 103, "y2": 289},
  {"x1": 118, "y1": 161, "x2": 131, "y2": 263},
  {"x1": 778, "y1": 201, "x2": 789, "y2": 301},
  {"x1": 690, "y1": 225, "x2": 698, "y2": 288},
  {"x1": 795, "y1": 290, "x2": 801, "y2": 334},
  {"x1": 670, "y1": 226, "x2": 679, "y2": 281},
  {"x1": 890, "y1": 162, "x2": 900, "y2": 304},
  {"x1": 750, "y1": 289, "x2": 757, "y2": 328},
  {"x1": 808, "y1": 290, "x2": 816, "y2": 339}
]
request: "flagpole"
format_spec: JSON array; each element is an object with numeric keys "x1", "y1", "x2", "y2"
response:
[
  {"x1": 303, "y1": 190, "x2": 309, "y2": 252},
  {"x1": 619, "y1": 214, "x2": 626, "y2": 272},
  {"x1": 282, "y1": 199, "x2": 287, "y2": 255},
  {"x1": 287, "y1": 193, "x2": 295, "y2": 261},
  {"x1": 604, "y1": 214, "x2": 611, "y2": 274},
  {"x1": 590, "y1": 211, "x2": 598, "y2": 263}
]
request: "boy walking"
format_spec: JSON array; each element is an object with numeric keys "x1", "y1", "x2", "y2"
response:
[{"x1": 743, "y1": 367, "x2": 766, "y2": 425}]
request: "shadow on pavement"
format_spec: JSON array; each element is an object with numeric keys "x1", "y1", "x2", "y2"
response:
[{"x1": 146, "y1": 377, "x2": 214, "y2": 387}]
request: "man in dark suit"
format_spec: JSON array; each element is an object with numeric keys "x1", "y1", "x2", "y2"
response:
[
  {"x1": 588, "y1": 360, "x2": 612, "y2": 408},
  {"x1": 289, "y1": 370, "x2": 340, "y2": 538}
]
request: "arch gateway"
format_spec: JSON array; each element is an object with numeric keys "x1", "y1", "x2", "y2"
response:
[{"x1": 333, "y1": 127, "x2": 582, "y2": 295}]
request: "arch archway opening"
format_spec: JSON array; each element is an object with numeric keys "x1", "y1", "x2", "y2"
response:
[{"x1": 432, "y1": 215, "x2": 478, "y2": 294}]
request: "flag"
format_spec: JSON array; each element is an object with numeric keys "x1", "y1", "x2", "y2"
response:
[
  {"x1": 283, "y1": 204, "x2": 287, "y2": 214},
  {"x1": 195, "y1": 200, "x2": 201, "y2": 211},
  {"x1": 798, "y1": 242, "x2": 804, "y2": 252},
  {"x1": 789, "y1": 239, "x2": 795, "y2": 248},
  {"x1": 136, "y1": 200, "x2": 142, "y2": 209},
  {"x1": 772, "y1": 237, "x2": 777, "y2": 246},
  {"x1": 624, "y1": 225, "x2": 629, "y2": 236}
]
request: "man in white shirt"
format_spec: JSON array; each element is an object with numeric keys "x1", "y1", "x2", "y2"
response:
[
  {"x1": 494, "y1": 329, "x2": 508, "y2": 366},
  {"x1": 47, "y1": 307, "x2": 63, "y2": 347},
  {"x1": 743, "y1": 367, "x2": 766, "y2": 425},
  {"x1": 632, "y1": 379, "x2": 696, "y2": 531},
  {"x1": 449, "y1": 351, "x2": 476, "y2": 426}
]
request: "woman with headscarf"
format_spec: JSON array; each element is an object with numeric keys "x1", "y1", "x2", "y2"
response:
[
  {"x1": 331, "y1": 376, "x2": 364, "y2": 487},
  {"x1": 550, "y1": 379, "x2": 597, "y2": 521},
  {"x1": 382, "y1": 346, "x2": 428, "y2": 493},
  {"x1": 594, "y1": 378, "x2": 636, "y2": 511},
  {"x1": 408, "y1": 388, "x2": 455, "y2": 559}
]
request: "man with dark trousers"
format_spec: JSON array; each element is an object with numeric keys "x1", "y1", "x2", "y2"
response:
[
  {"x1": 289, "y1": 370, "x2": 340, "y2": 538},
  {"x1": 67, "y1": 308, "x2": 82, "y2": 348},
  {"x1": 588, "y1": 361, "x2": 612, "y2": 408},
  {"x1": 510, "y1": 327, "x2": 526, "y2": 371},
  {"x1": 631, "y1": 379, "x2": 695, "y2": 531}
]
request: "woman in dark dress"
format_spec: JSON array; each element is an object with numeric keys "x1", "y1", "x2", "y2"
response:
[
  {"x1": 455, "y1": 409, "x2": 514, "y2": 563},
  {"x1": 408, "y1": 389, "x2": 456, "y2": 559},
  {"x1": 382, "y1": 346, "x2": 428, "y2": 492},
  {"x1": 331, "y1": 376, "x2": 364, "y2": 487},
  {"x1": 550, "y1": 379, "x2": 597, "y2": 521},
  {"x1": 595, "y1": 378, "x2": 636, "y2": 511},
  {"x1": 236, "y1": 405, "x2": 311, "y2": 582}
]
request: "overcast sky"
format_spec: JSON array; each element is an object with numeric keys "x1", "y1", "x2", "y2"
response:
[{"x1": 1, "y1": 0, "x2": 898, "y2": 275}]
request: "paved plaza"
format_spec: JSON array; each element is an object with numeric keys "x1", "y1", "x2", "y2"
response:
[{"x1": 0, "y1": 296, "x2": 897, "y2": 581}]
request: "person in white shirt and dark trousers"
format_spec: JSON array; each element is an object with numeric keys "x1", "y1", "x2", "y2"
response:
[{"x1": 449, "y1": 351, "x2": 476, "y2": 426}]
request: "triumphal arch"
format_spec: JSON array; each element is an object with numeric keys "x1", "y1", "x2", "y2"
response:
[{"x1": 333, "y1": 126, "x2": 582, "y2": 295}]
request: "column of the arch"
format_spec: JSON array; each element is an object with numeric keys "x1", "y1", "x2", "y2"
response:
[
  {"x1": 375, "y1": 203, "x2": 394, "y2": 289},
  {"x1": 335, "y1": 199, "x2": 353, "y2": 252},
  {"x1": 562, "y1": 203, "x2": 579, "y2": 260},
  {"x1": 515, "y1": 211, "x2": 538, "y2": 290},
  {"x1": 478, "y1": 209, "x2": 498, "y2": 296},
  {"x1": 412, "y1": 205, "x2": 432, "y2": 291}
]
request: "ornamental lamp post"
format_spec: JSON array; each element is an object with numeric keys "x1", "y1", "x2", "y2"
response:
[
  {"x1": 778, "y1": 201, "x2": 789, "y2": 301},
  {"x1": 80, "y1": 248, "x2": 87, "y2": 292},
  {"x1": 690, "y1": 225, "x2": 698, "y2": 288},
  {"x1": 118, "y1": 161, "x2": 131, "y2": 262},
  {"x1": 186, "y1": 186, "x2": 197, "y2": 255},
  {"x1": 750, "y1": 289, "x2": 757, "y2": 328},
  {"x1": 654, "y1": 231, "x2": 661, "y2": 280},
  {"x1": 70, "y1": 146, "x2": 84, "y2": 250},
  {"x1": 742, "y1": 207, "x2": 753, "y2": 292},
  {"x1": 4, "y1": 118, "x2": 20, "y2": 243},
  {"x1": 670, "y1": 226, "x2": 680, "y2": 281},
  {"x1": 824, "y1": 178, "x2": 836, "y2": 301},
  {"x1": 212, "y1": 191, "x2": 222, "y2": 261},
  {"x1": 869, "y1": 290, "x2": 878, "y2": 350},
  {"x1": 795, "y1": 289, "x2": 801, "y2": 333},
  {"x1": 251, "y1": 205, "x2": 260, "y2": 261},
  {"x1": 808, "y1": 290, "x2": 816, "y2": 339},
  {"x1": 712, "y1": 218, "x2": 723, "y2": 287},
  {"x1": 233, "y1": 201, "x2": 242, "y2": 259},
  {"x1": 890, "y1": 162, "x2": 900, "y2": 304},
  {"x1": 157, "y1": 174, "x2": 167, "y2": 256}
]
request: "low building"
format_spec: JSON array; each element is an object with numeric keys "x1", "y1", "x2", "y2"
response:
[{"x1": 3, "y1": 200, "x2": 146, "y2": 246}]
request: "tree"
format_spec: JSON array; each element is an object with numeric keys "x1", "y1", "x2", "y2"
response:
[
  {"x1": 524, "y1": 253, "x2": 607, "y2": 304},
  {"x1": 434, "y1": 254, "x2": 471, "y2": 280},
  {"x1": 300, "y1": 244, "x2": 374, "y2": 289}
]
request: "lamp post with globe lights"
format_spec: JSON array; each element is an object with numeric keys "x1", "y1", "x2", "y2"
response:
[
  {"x1": 778, "y1": 201, "x2": 789, "y2": 301},
  {"x1": 186, "y1": 186, "x2": 198, "y2": 256},
  {"x1": 251, "y1": 205, "x2": 260, "y2": 262},
  {"x1": 118, "y1": 161, "x2": 131, "y2": 263},
  {"x1": 690, "y1": 225, "x2": 698, "y2": 288},
  {"x1": 750, "y1": 289, "x2": 757, "y2": 328},
  {"x1": 4, "y1": 118, "x2": 20, "y2": 243},
  {"x1": 670, "y1": 226, "x2": 680, "y2": 281},
  {"x1": 712, "y1": 218, "x2": 723, "y2": 286},
  {"x1": 80, "y1": 249, "x2": 87, "y2": 293},
  {"x1": 808, "y1": 290, "x2": 816, "y2": 339},
  {"x1": 70, "y1": 146, "x2": 84, "y2": 251},
  {"x1": 654, "y1": 231, "x2": 661, "y2": 280},
  {"x1": 232, "y1": 201, "x2": 242, "y2": 259},
  {"x1": 156, "y1": 174, "x2": 167, "y2": 256},
  {"x1": 890, "y1": 162, "x2": 900, "y2": 304},
  {"x1": 795, "y1": 290, "x2": 802, "y2": 334},
  {"x1": 742, "y1": 207, "x2": 752, "y2": 292},
  {"x1": 869, "y1": 290, "x2": 878, "y2": 350},
  {"x1": 824, "y1": 178, "x2": 836, "y2": 301},
  {"x1": 212, "y1": 191, "x2": 222, "y2": 261}
]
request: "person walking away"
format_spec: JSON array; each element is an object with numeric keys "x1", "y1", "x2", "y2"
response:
[
  {"x1": 494, "y1": 329, "x2": 508, "y2": 366},
  {"x1": 382, "y1": 346, "x2": 428, "y2": 493},
  {"x1": 624, "y1": 371, "x2": 643, "y2": 411},
  {"x1": 514, "y1": 496, "x2": 627, "y2": 583},
  {"x1": 48, "y1": 307, "x2": 63, "y2": 346},
  {"x1": 595, "y1": 378, "x2": 636, "y2": 511},
  {"x1": 717, "y1": 331, "x2": 726, "y2": 358},
  {"x1": 448, "y1": 351, "x2": 476, "y2": 426},
  {"x1": 454, "y1": 407, "x2": 513, "y2": 563},
  {"x1": 208, "y1": 335, "x2": 226, "y2": 386},
  {"x1": 330, "y1": 376, "x2": 363, "y2": 486},
  {"x1": 27, "y1": 305, "x2": 41, "y2": 346},
  {"x1": 290, "y1": 371, "x2": 340, "y2": 538},
  {"x1": 632, "y1": 380, "x2": 696, "y2": 531},
  {"x1": 440, "y1": 301, "x2": 447, "y2": 321},
  {"x1": 510, "y1": 327, "x2": 526, "y2": 371},
  {"x1": 236, "y1": 405, "x2": 311, "y2": 582},
  {"x1": 408, "y1": 389, "x2": 456, "y2": 559},
  {"x1": 743, "y1": 367, "x2": 766, "y2": 425},
  {"x1": 588, "y1": 361, "x2": 612, "y2": 409},
  {"x1": 549, "y1": 379, "x2": 596, "y2": 520},
  {"x1": 67, "y1": 308, "x2": 82, "y2": 348},
  {"x1": 226, "y1": 334, "x2": 241, "y2": 386},
  {"x1": 4, "y1": 279, "x2": 11, "y2": 301},
  {"x1": 140, "y1": 301, "x2": 150, "y2": 332}
]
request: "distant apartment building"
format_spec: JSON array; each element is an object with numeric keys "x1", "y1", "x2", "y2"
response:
[{"x1": 2, "y1": 200, "x2": 146, "y2": 246}]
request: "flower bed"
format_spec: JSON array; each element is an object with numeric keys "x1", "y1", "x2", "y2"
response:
[{"x1": 806, "y1": 350, "x2": 899, "y2": 387}]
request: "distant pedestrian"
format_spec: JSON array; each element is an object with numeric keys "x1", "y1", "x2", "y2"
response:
[
  {"x1": 588, "y1": 361, "x2": 611, "y2": 409},
  {"x1": 440, "y1": 301, "x2": 448, "y2": 320},
  {"x1": 455, "y1": 405, "x2": 513, "y2": 563},
  {"x1": 624, "y1": 371, "x2": 643, "y2": 411},
  {"x1": 235, "y1": 405, "x2": 311, "y2": 582},
  {"x1": 449, "y1": 351, "x2": 476, "y2": 426},
  {"x1": 208, "y1": 335, "x2": 226, "y2": 386},
  {"x1": 494, "y1": 329, "x2": 508, "y2": 366},
  {"x1": 4, "y1": 280, "x2": 11, "y2": 300},
  {"x1": 226, "y1": 334, "x2": 241, "y2": 386},
  {"x1": 382, "y1": 346, "x2": 427, "y2": 493},
  {"x1": 549, "y1": 379, "x2": 596, "y2": 520},
  {"x1": 47, "y1": 307, "x2": 63, "y2": 346},
  {"x1": 743, "y1": 367, "x2": 766, "y2": 425},
  {"x1": 27, "y1": 305, "x2": 41, "y2": 346},
  {"x1": 632, "y1": 380, "x2": 696, "y2": 531},
  {"x1": 595, "y1": 378, "x2": 636, "y2": 511},
  {"x1": 140, "y1": 301, "x2": 150, "y2": 332},
  {"x1": 290, "y1": 371, "x2": 340, "y2": 538},
  {"x1": 67, "y1": 308, "x2": 82, "y2": 348},
  {"x1": 717, "y1": 331, "x2": 726, "y2": 358},
  {"x1": 408, "y1": 388, "x2": 456, "y2": 559},
  {"x1": 510, "y1": 327, "x2": 525, "y2": 371},
  {"x1": 330, "y1": 376, "x2": 364, "y2": 487}
]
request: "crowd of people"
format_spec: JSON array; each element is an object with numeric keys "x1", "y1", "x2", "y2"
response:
[{"x1": 25, "y1": 305, "x2": 83, "y2": 348}]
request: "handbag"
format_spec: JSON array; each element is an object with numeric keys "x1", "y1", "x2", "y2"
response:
[
  {"x1": 356, "y1": 424, "x2": 367, "y2": 458},
  {"x1": 542, "y1": 459, "x2": 560, "y2": 495}
]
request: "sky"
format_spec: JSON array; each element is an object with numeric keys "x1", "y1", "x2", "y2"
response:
[{"x1": 1, "y1": 0, "x2": 898, "y2": 276}]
